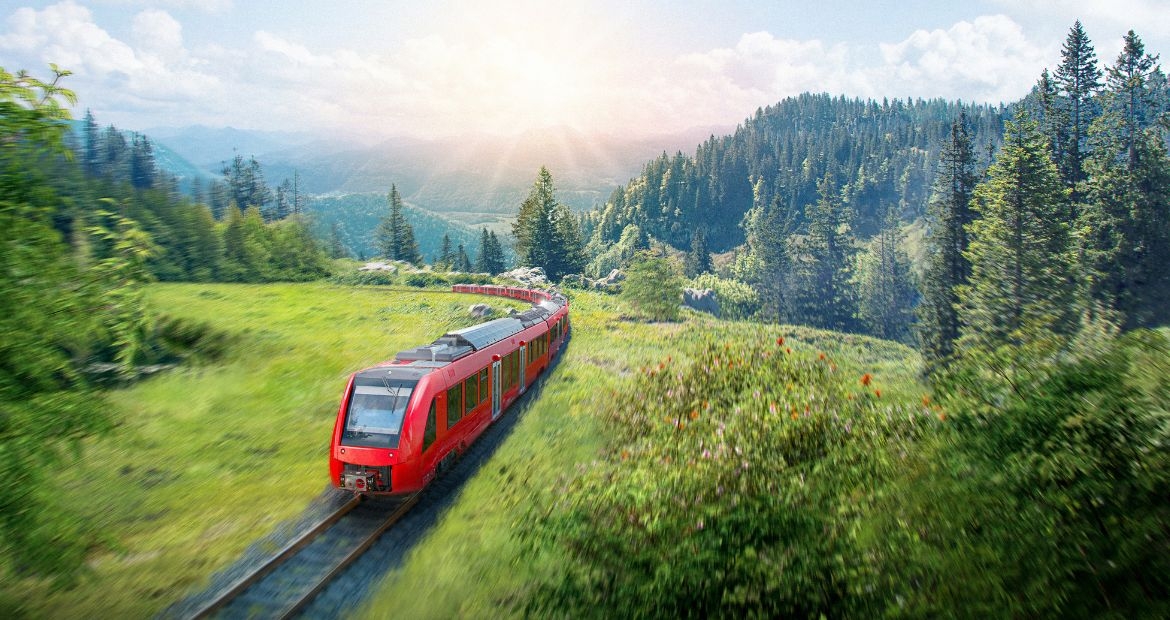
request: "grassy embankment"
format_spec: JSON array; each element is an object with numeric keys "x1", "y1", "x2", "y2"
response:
[
  {"x1": 0, "y1": 283, "x2": 526, "y2": 618},
  {"x1": 360, "y1": 291, "x2": 922, "y2": 618}
]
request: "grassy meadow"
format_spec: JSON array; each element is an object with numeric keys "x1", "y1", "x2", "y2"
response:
[
  {"x1": 0, "y1": 283, "x2": 526, "y2": 618},
  {"x1": 359, "y1": 291, "x2": 924, "y2": 618}
]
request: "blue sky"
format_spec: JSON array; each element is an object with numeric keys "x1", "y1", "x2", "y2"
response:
[{"x1": 2, "y1": 0, "x2": 1167, "y2": 139}]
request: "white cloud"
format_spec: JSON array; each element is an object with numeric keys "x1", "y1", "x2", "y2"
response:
[{"x1": 875, "y1": 15, "x2": 1051, "y2": 102}]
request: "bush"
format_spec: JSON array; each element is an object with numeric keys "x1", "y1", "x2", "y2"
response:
[
  {"x1": 522, "y1": 334, "x2": 930, "y2": 617},
  {"x1": 868, "y1": 330, "x2": 1170, "y2": 617},
  {"x1": 621, "y1": 251, "x2": 682, "y2": 321},
  {"x1": 690, "y1": 273, "x2": 761, "y2": 320}
]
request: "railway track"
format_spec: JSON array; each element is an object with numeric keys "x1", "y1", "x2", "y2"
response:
[{"x1": 188, "y1": 493, "x2": 419, "y2": 619}]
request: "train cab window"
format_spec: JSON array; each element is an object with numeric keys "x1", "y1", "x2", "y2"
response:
[
  {"x1": 464, "y1": 376, "x2": 478, "y2": 414},
  {"x1": 423, "y1": 399, "x2": 437, "y2": 452},
  {"x1": 447, "y1": 385, "x2": 463, "y2": 426},
  {"x1": 341, "y1": 378, "x2": 416, "y2": 449},
  {"x1": 479, "y1": 368, "x2": 489, "y2": 404}
]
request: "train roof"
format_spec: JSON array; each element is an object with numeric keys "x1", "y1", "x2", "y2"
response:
[{"x1": 392, "y1": 289, "x2": 567, "y2": 366}]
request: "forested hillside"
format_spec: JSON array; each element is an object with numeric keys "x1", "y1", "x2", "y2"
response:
[{"x1": 586, "y1": 95, "x2": 1005, "y2": 252}]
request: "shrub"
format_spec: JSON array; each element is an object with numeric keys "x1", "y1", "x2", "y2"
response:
[
  {"x1": 621, "y1": 251, "x2": 682, "y2": 321},
  {"x1": 689, "y1": 273, "x2": 760, "y2": 320},
  {"x1": 522, "y1": 334, "x2": 930, "y2": 617}
]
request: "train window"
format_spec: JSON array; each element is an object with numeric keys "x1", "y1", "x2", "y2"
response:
[
  {"x1": 464, "y1": 376, "x2": 477, "y2": 414},
  {"x1": 423, "y1": 399, "x2": 437, "y2": 452},
  {"x1": 447, "y1": 385, "x2": 463, "y2": 426},
  {"x1": 341, "y1": 378, "x2": 416, "y2": 449},
  {"x1": 479, "y1": 368, "x2": 489, "y2": 403},
  {"x1": 505, "y1": 351, "x2": 519, "y2": 389}
]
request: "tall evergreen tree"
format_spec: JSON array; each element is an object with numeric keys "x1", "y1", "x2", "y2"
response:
[
  {"x1": 513, "y1": 166, "x2": 558, "y2": 273},
  {"x1": 1102, "y1": 30, "x2": 1162, "y2": 169},
  {"x1": 918, "y1": 114, "x2": 979, "y2": 371},
  {"x1": 1054, "y1": 20, "x2": 1103, "y2": 200},
  {"x1": 455, "y1": 244, "x2": 472, "y2": 272},
  {"x1": 476, "y1": 227, "x2": 506, "y2": 274},
  {"x1": 374, "y1": 184, "x2": 421, "y2": 264},
  {"x1": 684, "y1": 228, "x2": 713, "y2": 277},
  {"x1": 129, "y1": 133, "x2": 155, "y2": 189},
  {"x1": 958, "y1": 112, "x2": 1073, "y2": 377},
  {"x1": 855, "y1": 206, "x2": 916, "y2": 343},
  {"x1": 437, "y1": 233, "x2": 454, "y2": 270},
  {"x1": 81, "y1": 108, "x2": 100, "y2": 177},
  {"x1": 328, "y1": 221, "x2": 348, "y2": 259},
  {"x1": 549, "y1": 202, "x2": 587, "y2": 280},
  {"x1": 789, "y1": 174, "x2": 856, "y2": 331}
]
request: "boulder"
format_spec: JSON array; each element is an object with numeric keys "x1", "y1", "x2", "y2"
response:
[
  {"x1": 603, "y1": 268, "x2": 626, "y2": 285},
  {"x1": 683, "y1": 287, "x2": 720, "y2": 317},
  {"x1": 469, "y1": 303, "x2": 494, "y2": 318},
  {"x1": 499, "y1": 266, "x2": 548, "y2": 286},
  {"x1": 358, "y1": 261, "x2": 397, "y2": 272}
]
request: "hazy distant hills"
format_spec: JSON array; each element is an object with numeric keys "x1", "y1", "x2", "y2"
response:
[{"x1": 147, "y1": 124, "x2": 732, "y2": 217}]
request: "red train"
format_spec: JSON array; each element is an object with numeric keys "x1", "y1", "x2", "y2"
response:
[{"x1": 329, "y1": 285, "x2": 570, "y2": 495}]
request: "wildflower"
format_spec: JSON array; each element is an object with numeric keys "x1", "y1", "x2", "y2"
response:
[
  {"x1": 818, "y1": 352, "x2": 826, "y2": 361},
  {"x1": 769, "y1": 402, "x2": 777, "y2": 414},
  {"x1": 938, "y1": 412, "x2": 946, "y2": 422},
  {"x1": 621, "y1": 450, "x2": 630, "y2": 461},
  {"x1": 922, "y1": 395, "x2": 931, "y2": 407},
  {"x1": 860, "y1": 373, "x2": 872, "y2": 386},
  {"x1": 786, "y1": 347, "x2": 792, "y2": 354},
  {"x1": 702, "y1": 449, "x2": 711, "y2": 459},
  {"x1": 776, "y1": 336, "x2": 784, "y2": 346},
  {"x1": 690, "y1": 410, "x2": 699, "y2": 420},
  {"x1": 874, "y1": 389, "x2": 882, "y2": 398},
  {"x1": 791, "y1": 412, "x2": 798, "y2": 420}
]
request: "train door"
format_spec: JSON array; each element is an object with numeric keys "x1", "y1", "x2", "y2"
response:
[
  {"x1": 491, "y1": 359, "x2": 502, "y2": 420},
  {"x1": 519, "y1": 344, "x2": 527, "y2": 394}
]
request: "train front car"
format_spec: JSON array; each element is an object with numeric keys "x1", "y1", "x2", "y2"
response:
[
  {"x1": 329, "y1": 365, "x2": 438, "y2": 494},
  {"x1": 330, "y1": 285, "x2": 569, "y2": 496}
]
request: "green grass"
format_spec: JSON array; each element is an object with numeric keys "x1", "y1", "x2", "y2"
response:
[
  {"x1": 359, "y1": 294, "x2": 923, "y2": 618},
  {"x1": 1, "y1": 283, "x2": 526, "y2": 618}
]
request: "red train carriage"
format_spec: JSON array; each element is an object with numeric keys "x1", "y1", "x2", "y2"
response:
[{"x1": 329, "y1": 285, "x2": 569, "y2": 495}]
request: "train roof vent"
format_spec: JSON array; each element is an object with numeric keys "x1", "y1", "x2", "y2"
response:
[
  {"x1": 446, "y1": 317, "x2": 524, "y2": 350},
  {"x1": 394, "y1": 343, "x2": 472, "y2": 363}
]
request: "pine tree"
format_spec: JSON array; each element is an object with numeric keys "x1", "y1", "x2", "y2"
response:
[
  {"x1": 918, "y1": 114, "x2": 979, "y2": 371},
  {"x1": 1103, "y1": 30, "x2": 1161, "y2": 169},
  {"x1": 513, "y1": 166, "x2": 558, "y2": 273},
  {"x1": 476, "y1": 228, "x2": 492, "y2": 273},
  {"x1": 684, "y1": 228, "x2": 713, "y2": 277},
  {"x1": 548, "y1": 202, "x2": 587, "y2": 280},
  {"x1": 129, "y1": 133, "x2": 155, "y2": 189},
  {"x1": 82, "y1": 108, "x2": 100, "y2": 177},
  {"x1": 437, "y1": 233, "x2": 454, "y2": 270},
  {"x1": 375, "y1": 184, "x2": 421, "y2": 264},
  {"x1": 789, "y1": 174, "x2": 856, "y2": 331},
  {"x1": 476, "y1": 227, "x2": 507, "y2": 274},
  {"x1": 456, "y1": 244, "x2": 472, "y2": 272},
  {"x1": 855, "y1": 207, "x2": 916, "y2": 342},
  {"x1": 1054, "y1": 20, "x2": 1102, "y2": 200},
  {"x1": 958, "y1": 111, "x2": 1073, "y2": 376}
]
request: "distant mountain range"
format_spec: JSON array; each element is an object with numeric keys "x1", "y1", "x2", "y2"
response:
[{"x1": 144, "y1": 124, "x2": 732, "y2": 216}]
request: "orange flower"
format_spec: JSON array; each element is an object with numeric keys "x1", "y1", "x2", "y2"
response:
[
  {"x1": 860, "y1": 373, "x2": 872, "y2": 386},
  {"x1": 938, "y1": 412, "x2": 947, "y2": 421},
  {"x1": 777, "y1": 336, "x2": 785, "y2": 346},
  {"x1": 791, "y1": 412, "x2": 798, "y2": 420},
  {"x1": 874, "y1": 389, "x2": 882, "y2": 398},
  {"x1": 818, "y1": 352, "x2": 826, "y2": 361},
  {"x1": 786, "y1": 347, "x2": 792, "y2": 354},
  {"x1": 922, "y1": 395, "x2": 932, "y2": 407},
  {"x1": 690, "y1": 410, "x2": 699, "y2": 420},
  {"x1": 621, "y1": 450, "x2": 630, "y2": 461}
]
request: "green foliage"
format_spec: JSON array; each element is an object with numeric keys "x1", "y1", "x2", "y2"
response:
[
  {"x1": 689, "y1": 273, "x2": 760, "y2": 320},
  {"x1": 958, "y1": 111, "x2": 1074, "y2": 379},
  {"x1": 918, "y1": 113, "x2": 979, "y2": 370},
  {"x1": 586, "y1": 222, "x2": 647, "y2": 278},
  {"x1": 621, "y1": 251, "x2": 683, "y2": 321},
  {"x1": 0, "y1": 65, "x2": 112, "y2": 582},
  {"x1": 374, "y1": 184, "x2": 423, "y2": 265},
  {"x1": 523, "y1": 333, "x2": 930, "y2": 617},
  {"x1": 853, "y1": 208, "x2": 916, "y2": 343},
  {"x1": 871, "y1": 330, "x2": 1170, "y2": 617},
  {"x1": 513, "y1": 167, "x2": 587, "y2": 281}
]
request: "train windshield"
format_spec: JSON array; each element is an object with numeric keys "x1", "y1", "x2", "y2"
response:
[{"x1": 341, "y1": 378, "x2": 416, "y2": 449}]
